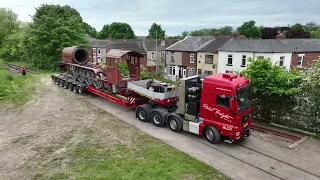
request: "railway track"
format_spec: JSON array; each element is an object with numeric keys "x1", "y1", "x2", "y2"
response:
[
  {"x1": 251, "y1": 125, "x2": 302, "y2": 141},
  {"x1": 4, "y1": 63, "x2": 37, "y2": 73},
  {"x1": 182, "y1": 133, "x2": 320, "y2": 180}
]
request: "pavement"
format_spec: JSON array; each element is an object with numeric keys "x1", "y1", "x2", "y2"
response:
[{"x1": 85, "y1": 94, "x2": 320, "y2": 180}]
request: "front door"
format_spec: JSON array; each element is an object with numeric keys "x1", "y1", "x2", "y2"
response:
[{"x1": 183, "y1": 69, "x2": 187, "y2": 78}]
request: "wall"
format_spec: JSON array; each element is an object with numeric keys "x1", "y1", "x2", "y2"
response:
[
  {"x1": 197, "y1": 52, "x2": 218, "y2": 74},
  {"x1": 217, "y1": 51, "x2": 292, "y2": 73},
  {"x1": 291, "y1": 52, "x2": 320, "y2": 71},
  {"x1": 165, "y1": 51, "x2": 182, "y2": 74},
  {"x1": 147, "y1": 50, "x2": 166, "y2": 66},
  {"x1": 182, "y1": 51, "x2": 197, "y2": 76}
]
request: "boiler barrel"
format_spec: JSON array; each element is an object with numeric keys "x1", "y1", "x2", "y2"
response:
[{"x1": 62, "y1": 46, "x2": 89, "y2": 65}]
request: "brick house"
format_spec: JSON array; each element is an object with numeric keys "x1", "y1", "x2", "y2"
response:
[
  {"x1": 165, "y1": 36, "x2": 213, "y2": 80},
  {"x1": 289, "y1": 39, "x2": 320, "y2": 71}
]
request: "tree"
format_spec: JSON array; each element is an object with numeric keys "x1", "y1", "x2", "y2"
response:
[
  {"x1": 22, "y1": 4, "x2": 89, "y2": 70},
  {"x1": 303, "y1": 22, "x2": 319, "y2": 32},
  {"x1": 236, "y1": 20, "x2": 261, "y2": 39},
  {"x1": 97, "y1": 24, "x2": 110, "y2": 39},
  {"x1": 219, "y1": 26, "x2": 233, "y2": 36},
  {"x1": 285, "y1": 28, "x2": 311, "y2": 38},
  {"x1": 98, "y1": 22, "x2": 135, "y2": 39},
  {"x1": 190, "y1": 28, "x2": 217, "y2": 36},
  {"x1": 181, "y1": 31, "x2": 189, "y2": 37},
  {"x1": 261, "y1": 27, "x2": 279, "y2": 39},
  {"x1": 310, "y1": 30, "x2": 320, "y2": 38},
  {"x1": 243, "y1": 57, "x2": 302, "y2": 123},
  {"x1": 0, "y1": 8, "x2": 20, "y2": 46},
  {"x1": 292, "y1": 23, "x2": 304, "y2": 30},
  {"x1": 148, "y1": 23, "x2": 165, "y2": 39},
  {"x1": 83, "y1": 22, "x2": 97, "y2": 38}
]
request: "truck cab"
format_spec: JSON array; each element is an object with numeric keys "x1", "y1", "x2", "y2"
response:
[
  {"x1": 176, "y1": 73, "x2": 253, "y2": 144},
  {"x1": 199, "y1": 73, "x2": 252, "y2": 143}
]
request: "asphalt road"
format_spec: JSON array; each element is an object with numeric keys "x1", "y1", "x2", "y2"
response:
[{"x1": 84, "y1": 93, "x2": 320, "y2": 180}]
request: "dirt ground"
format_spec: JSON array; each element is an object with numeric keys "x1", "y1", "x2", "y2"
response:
[{"x1": 0, "y1": 76, "x2": 134, "y2": 179}]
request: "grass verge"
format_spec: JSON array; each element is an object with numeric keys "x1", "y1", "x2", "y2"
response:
[
  {"x1": 0, "y1": 62, "x2": 41, "y2": 108},
  {"x1": 66, "y1": 134, "x2": 228, "y2": 180}
]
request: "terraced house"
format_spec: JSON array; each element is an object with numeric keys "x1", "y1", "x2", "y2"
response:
[
  {"x1": 217, "y1": 35, "x2": 320, "y2": 73},
  {"x1": 195, "y1": 33, "x2": 230, "y2": 75},
  {"x1": 165, "y1": 36, "x2": 213, "y2": 80}
]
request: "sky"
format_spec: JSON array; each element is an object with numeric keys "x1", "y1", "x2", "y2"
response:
[{"x1": 1, "y1": 0, "x2": 320, "y2": 36}]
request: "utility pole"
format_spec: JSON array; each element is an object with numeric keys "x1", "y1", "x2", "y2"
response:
[{"x1": 155, "y1": 30, "x2": 158, "y2": 72}]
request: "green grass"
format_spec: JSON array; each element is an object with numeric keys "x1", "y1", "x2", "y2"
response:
[
  {"x1": 67, "y1": 134, "x2": 228, "y2": 180},
  {"x1": 0, "y1": 63, "x2": 40, "y2": 108},
  {"x1": 6, "y1": 61, "x2": 58, "y2": 74}
]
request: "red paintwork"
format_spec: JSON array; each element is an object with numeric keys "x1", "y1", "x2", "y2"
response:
[
  {"x1": 85, "y1": 85, "x2": 147, "y2": 108},
  {"x1": 198, "y1": 73, "x2": 252, "y2": 141},
  {"x1": 154, "y1": 97, "x2": 178, "y2": 106}
]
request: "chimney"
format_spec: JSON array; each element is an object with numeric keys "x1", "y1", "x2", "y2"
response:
[
  {"x1": 161, "y1": 39, "x2": 165, "y2": 46},
  {"x1": 214, "y1": 32, "x2": 222, "y2": 39},
  {"x1": 276, "y1": 32, "x2": 286, "y2": 40},
  {"x1": 231, "y1": 32, "x2": 240, "y2": 39}
]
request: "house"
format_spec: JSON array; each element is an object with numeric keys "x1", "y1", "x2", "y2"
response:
[
  {"x1": 165, "y1": 36, "x2": 213, "y2": 80},
  {"x1": 288, "y1": 39, "x2": 320, "y2": 71},
  {"x1": 143, "y1": 39, "x2": 179, "y2": 72},
  {"x1": 217, "y1": 35, "x2": 320, "y2": 73},
  {"x1": 195, "y1": 33, "x2": 230, "y2": 75},
  {"x1": 106, "y1": 38, "x2": 149, "y2": 70},
  {"x1": 90, "y1": 39, "x2": 108, "y2": 63}
]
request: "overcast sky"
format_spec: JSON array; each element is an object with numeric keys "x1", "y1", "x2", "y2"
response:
[{"x1": 1, "y1": 0, "x2": 320, "y2": 36}]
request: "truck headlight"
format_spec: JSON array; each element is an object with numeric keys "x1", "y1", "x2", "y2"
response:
[{"x1": 236, "y1": 132, "x2": 240, "y2": 136}]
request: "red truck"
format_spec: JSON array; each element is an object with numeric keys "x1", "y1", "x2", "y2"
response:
[{"x1": 52, "y1": 47, "x2": 253, "y2": 144}]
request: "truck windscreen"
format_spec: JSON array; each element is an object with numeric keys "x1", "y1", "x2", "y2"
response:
[{"x1": 236, "y1": 83, "x2": 252, "y2": 112}]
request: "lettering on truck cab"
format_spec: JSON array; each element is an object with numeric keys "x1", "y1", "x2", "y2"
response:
[{"x1": 202, "y1": 103, "x2": 233, "y2": 122}]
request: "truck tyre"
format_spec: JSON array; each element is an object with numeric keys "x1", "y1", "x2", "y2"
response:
[
  {"x1": 168, "y1": 115, "x2": 182, "y2": 132},
  {"x1": 151, "y1": 108, "x2": 167, "y2": 127},
  {"x1": 73, "y1": 85, "x2": 78, "y2": 93},
  {"x1": 64, "y1": 81, "x2": 68, "y2": 89},
  {"x1": 205, "y1": 126, "x2": 221, "y2": 144},
  {"x1": 136, "y1": 104, "x2": 153, "y2": 122}
]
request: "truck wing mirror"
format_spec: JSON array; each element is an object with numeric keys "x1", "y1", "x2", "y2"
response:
[{"x1": 239, "y1": 97, "x2": 245, "y2": 102}]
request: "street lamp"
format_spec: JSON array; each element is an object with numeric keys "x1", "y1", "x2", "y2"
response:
[{"x1": 155, "y1": 30, "x2": 158, "y2": 73}]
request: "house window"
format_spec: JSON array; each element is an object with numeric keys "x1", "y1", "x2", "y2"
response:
[
  {"x1": 190, "y1": 68, "x2": 195, "y2": 71},
  {"x1": 205, "y1": 55, "x2": 214, "y2": 64},
  {"x1": 169, "y1": 66, "x2": 176, "y2": 75},
  {"x1": 225, "y1": 70, "x2": 233, "y2": 73},
  {"x1": 162, "y1": 52, "x2": 165, "y2": 57},
  {"x1": 98, "y1": 48, "x2": 101, "y2": 55},
  {"x1": 257, "y1": 56, "x2": 264, "y2": 59},
  {"x1": 227, "y1": 54, "x2": 233, "y2": 66},
  {"x1": 216, "y1": 95, "x2": 229, "y2": 109},
  {"x1": 204, "y1": 70, "x2": 213, "y2": 75},
  {"x1": 151, "y1": 52, "x2": 155, "y2": 60},
  {"x1": 98, "y1": 56, "x2": 101, "y2": 62},
  {"x1": 190, "y1": 54, "x2": 194, "y2": 63},
  {"x1": 93, "y1": 48, "x2": 96, "y2": 55},
  {"x1": 297, "y1": 54, "x2": 304, "y2": 66},
  {"x1": 198, "y1": 69, "x2": 202, "y2": 75},
  {"x1": 171, "y1": 52, "x2": 174, "y2": 62},
  {"x1": 241, "y1": 55, "x2": 246, "y2": 67},
  {"x1": 279, "y1": 56, "x2": 285, "y2": 66}
]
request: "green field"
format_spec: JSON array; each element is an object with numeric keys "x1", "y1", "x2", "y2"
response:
[{"x1": 0, "y1": 62, "x2": 40, "y2": 108}]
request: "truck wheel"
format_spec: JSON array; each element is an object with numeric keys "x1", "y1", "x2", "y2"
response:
[
  {"x1": 78, "y1": 86, "x2": 84, "y2": 94},
  {"x1": 205, "y1": 126, "x2": 221, "y2": 144},
  {"x1": 151, "y1": 108, "x2": 167, "y2": 127},
  {"x1": 136, "y1": 104, "x2": 153, "y2": 122},
  {"x1": 168, "y1": 116, "x2": 182, "y2": 132},
  {"x1": 73, "y1": 85, "x2": 78, "y2": 93},
  {"x1": 64, "y1": 81, "x2": 68, "y2": 89}
]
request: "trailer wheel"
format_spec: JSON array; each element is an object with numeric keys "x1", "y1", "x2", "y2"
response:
[
  {"x1": 64, "y1": 81, "x2": 69, "y2": 89},
  {"x1": 151, "y1": 108, "x2": 167, "y2": 127},
  {"x1": 60, "y1": 80, "x2": 64, "y2": 87},
  {"x1": 78, "y1": 86, "x2": 84, "y2": 94},
  {"x1": 205, "y1": 126, "x2": 221, "y2": 144},
  {"x1": 136, "y1": 104, "x2": 153, "y2": 122},
  {"x1": 68, "y1": 83, "x2": 73, "y2": 91},
  {"x1": 73, "y1": 85, "x2": 78, "y2": 93},
  {"x1": 168, "y1": 116, "x2": 182, "y2": 132}
]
